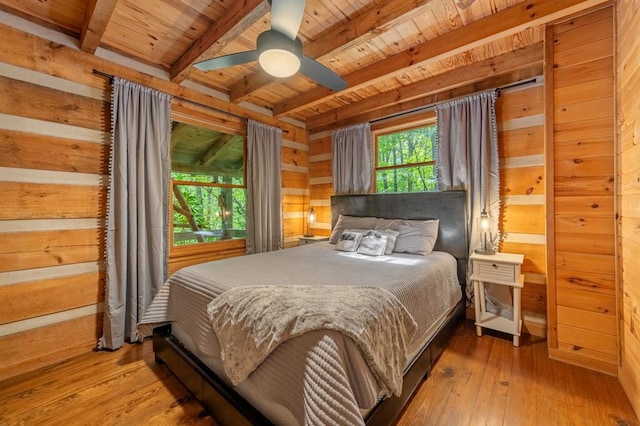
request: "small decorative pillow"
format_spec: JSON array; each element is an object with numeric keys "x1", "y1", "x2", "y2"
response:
[
  {"x1": 335, "y1": 231, "x2": 363, "y2": 252},
  {"x1": 344, "y1": 228, "x2": 399, "y2": 255},
  {"x1": 356, "y1": 231, "x2": 388, "y2": 256}
]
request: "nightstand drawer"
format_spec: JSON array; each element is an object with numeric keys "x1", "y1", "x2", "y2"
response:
[{"x1": 473, "y1": 260, "x2": 516, "y2": 282}]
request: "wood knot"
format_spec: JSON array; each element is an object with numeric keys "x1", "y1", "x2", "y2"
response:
[
  {"x1": 442, "y1": 366, "x2": 455, "y2": 378},
  {"x1": 573, "y1": 158, "x2": 583, "y2": 164}
]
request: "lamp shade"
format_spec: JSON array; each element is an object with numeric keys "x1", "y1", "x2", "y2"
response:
[
  {"x1": 305, "y1": 207, "x2": 315, "y2": 237},
  {"x1": 475, "y1": 208, "x2": 496, "y2": 255}
]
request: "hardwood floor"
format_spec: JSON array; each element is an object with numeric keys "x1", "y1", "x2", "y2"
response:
[{"x1": 1, "y1": 321, "x2": 637, "y2": 426}]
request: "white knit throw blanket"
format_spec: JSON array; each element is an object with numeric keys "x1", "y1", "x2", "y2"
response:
[{"x1": 207, "y1": 285, "x2": 418, "y2": 397}]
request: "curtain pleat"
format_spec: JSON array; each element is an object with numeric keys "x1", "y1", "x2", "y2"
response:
[
  {"x1": 99, "y1": 77, "x2": 172, "y2": 350},
  {"x1": 332, "y1": 123, "x2": 372, "y2": 194},
  {"x1": 246, "y1": 120, "x2": 283, "y2": 254}
]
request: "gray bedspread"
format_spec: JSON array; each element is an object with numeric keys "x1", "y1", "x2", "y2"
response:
[{"x1": 139, "y1": 242, "x2": 461, "y2": 425}]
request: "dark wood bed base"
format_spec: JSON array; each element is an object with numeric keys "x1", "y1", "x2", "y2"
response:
[{"x1": 153, "y1": 191, "x2": 468, "y2": 425}]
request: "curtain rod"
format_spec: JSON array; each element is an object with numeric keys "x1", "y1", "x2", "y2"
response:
[
  {"x1": 92, "y1": 69, "x2": 285, "y2": 130},
  {"x1": 369, "y1": 77, "x2": 539, "y2": 126}
]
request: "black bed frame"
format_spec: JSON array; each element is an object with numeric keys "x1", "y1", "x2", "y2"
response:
[{"x1": 153, "y1": 191, "x2": 468, "y2": 425}]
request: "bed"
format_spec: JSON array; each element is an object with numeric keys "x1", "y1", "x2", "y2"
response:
[{"x1": 143, "y1": 191, "x2": 468, "y2": 425}]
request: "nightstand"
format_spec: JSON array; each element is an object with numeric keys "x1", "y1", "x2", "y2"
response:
[
  {"x1": 298, "y1": 236, "x2": 330, "y2": 246},
  {"x1": 470, "y1": 252, "x2": 524, "y2": 346}
]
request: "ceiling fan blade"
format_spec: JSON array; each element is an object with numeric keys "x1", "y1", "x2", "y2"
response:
[
  {"x1": 193, "y1": 51, "x2": 258, "y2": 71},
  {"x1": 300, "y1": 56, "x2": 347, "y2": 92},
  {"x1": 270, "y1": 0, "x2": 306, "y2": 40}
]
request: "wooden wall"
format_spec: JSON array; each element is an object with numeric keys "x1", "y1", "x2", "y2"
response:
[
  {"x1": 0, "y1": 22, "x2": 306, "y2": 381},
  {"x1": 546, "y1": 6, "x2": 617, "y2": 375},
  {"x1": 617, "y1": 0, "x2": 640, "y2": 417},
  {"x1": 496, "y1": 83, "x2": 547, "y2": 337},
  {"x1": 308, "y1": 84, "x2": 548, "y2": 337},
  {"x1": 0, "y1": 61, "x2": 109, "y2": 382}
]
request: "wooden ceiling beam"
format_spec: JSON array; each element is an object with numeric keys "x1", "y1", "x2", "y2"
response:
[
  {"x1": 170, "y1": 122, "x2": 196, "y2": 154},
  {"x1": 308, "y1": 64, "x2": 543, "y2": 134},
  {"x1": 200, "y1": 134, "x2": 238, "y2": 166},
  {"x1": 228, "y1": 0, "x2": 434, "y2": 103},
  {"x1": 79, "y1": 0, "x2": 118, "y2": 54},
  {"x1": 273, "y1": 0, "x2": 608, "y2": 118},
  {"x1": 306, "y1": 42, "x2": 544, "y2": 131},
  {"x1": 170, "y1": 0, "x2": 269, "y2": 83}
]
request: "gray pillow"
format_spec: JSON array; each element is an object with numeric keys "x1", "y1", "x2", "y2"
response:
[
  {"x1": 356, "y1": 231, "x2": 388, "y2": 256},
  {"x1": 386, "y1": 219, "x2": 439, "y2": 255},
  {"x1": 344, "y1": 228, "x2": 399, "y2": 255},
  {"x1": 329, "y1": 215, "x2": 381, "y2": 244}
]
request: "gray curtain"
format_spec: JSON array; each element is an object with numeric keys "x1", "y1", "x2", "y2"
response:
[
  {"x1": 246, "y1": 119, "x2": 283, "y2": 254},
  {"x1": 332, "y1": 123, "x2": 372, "y2": 194},
  {"x1": 437, "y1": 90, "x2": 500, "y2": 255},
  {"x1": 436, "y1": 90, "x2": 504, "y2": 309},
  {"x1": 99, "y1": 77, "x2": 172, "y2": 350}
]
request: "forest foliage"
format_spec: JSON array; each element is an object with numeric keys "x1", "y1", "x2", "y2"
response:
[{"x1": 376, "y1": 125, "x2": 438, "y2": 193}]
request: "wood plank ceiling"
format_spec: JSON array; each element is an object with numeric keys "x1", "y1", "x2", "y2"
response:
[{"x1": 0, "y1": 0, "x2": 606, "y2": 130}]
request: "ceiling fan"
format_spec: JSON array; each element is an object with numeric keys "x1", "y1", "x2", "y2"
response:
[{"x1": 193, "y1": 0, "x2": 347, "y2": 92}]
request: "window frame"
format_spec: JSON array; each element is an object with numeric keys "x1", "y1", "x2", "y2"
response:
[{"x1": 372, "y1": 116, "x2": 438, "y2": 194}]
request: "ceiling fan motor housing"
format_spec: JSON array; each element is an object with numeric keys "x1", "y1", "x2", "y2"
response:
[{"x1": 257, "y1": 30, "x2": 303, "y2": 78}]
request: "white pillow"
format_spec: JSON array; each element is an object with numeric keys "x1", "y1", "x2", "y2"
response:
[
  {"x1": 344, "y1": 228, "x2": 399, "y2": 255},
  {"x1": 335, "y1": 231, "x2": 363, "y2": 252},
  {"x1": 356, "y1": 231, "x2": 388, "y2": 256}
]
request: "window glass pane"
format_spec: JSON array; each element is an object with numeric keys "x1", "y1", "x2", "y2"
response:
[
  {"x1": 171, "y1": 121, "x2": 244, "y2": 184},
  {"x1": 170, "y1": 121, "x2": 246, "y2": 247},
  {"x1": 376, "y1": 165, "x2": 437, "y2": 193},
  {"x1": 172, "y1": 184, "x2": 246, "y2": 245},
  {"x1": 377, "y1": 126, "x2": 436, "y2": 167}
]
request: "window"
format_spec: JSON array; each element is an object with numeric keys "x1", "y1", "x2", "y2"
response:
[
  {"x1": 374, "y1": 123, "x2": 438, "y2": 193},
  {"x1": 170, "y1": 121, "x2": 246, "y2": 246}
]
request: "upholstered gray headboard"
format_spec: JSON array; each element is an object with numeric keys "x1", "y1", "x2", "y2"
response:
[{"x1": 331, "y1": 191, "x2": 468, "y2": 290}]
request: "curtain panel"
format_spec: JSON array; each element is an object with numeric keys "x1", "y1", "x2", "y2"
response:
[
  {"x1": 246, "y1": 119, "x2": 283, "y2": 254},
  {"x1": 99, "y1": 77, "x2": 172, "y2": 350},
  {"x1": 332, "y1": 123, "x2": 372, "y2": 194},
  {"x1": 436, "y1": 90, "x2": 503, "y2": 313},
  {"x1": 436, "y1": 90, "x2": 500, "y2": 256}
]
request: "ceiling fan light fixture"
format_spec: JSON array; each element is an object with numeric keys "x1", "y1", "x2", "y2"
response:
[
  {"x1": 257, "y1": 30, "x2": 302, "y2": 78},
  {"x1": 259, "y1": 49, "x2": 300, "y2": 78}
]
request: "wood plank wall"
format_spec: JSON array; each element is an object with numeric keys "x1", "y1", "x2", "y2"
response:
[
  {"x1": 496, "y1": 83, "x2": 547, "y2": 338},
  {"x1": 307, "y1": 83, "x2": 548, "y2": 338},
  {"x1": 546, "y1": 6, "x2": 617, "y2": 375},
  {"x1": 0, "y1": 62, "x2": 109, "y2": 382},
  {"x1": 617, "y1": 0, "x2": 640, "y2": 417},
  {"x1": 0, "y1": 22, "x2": 306, "y2": 381}
]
